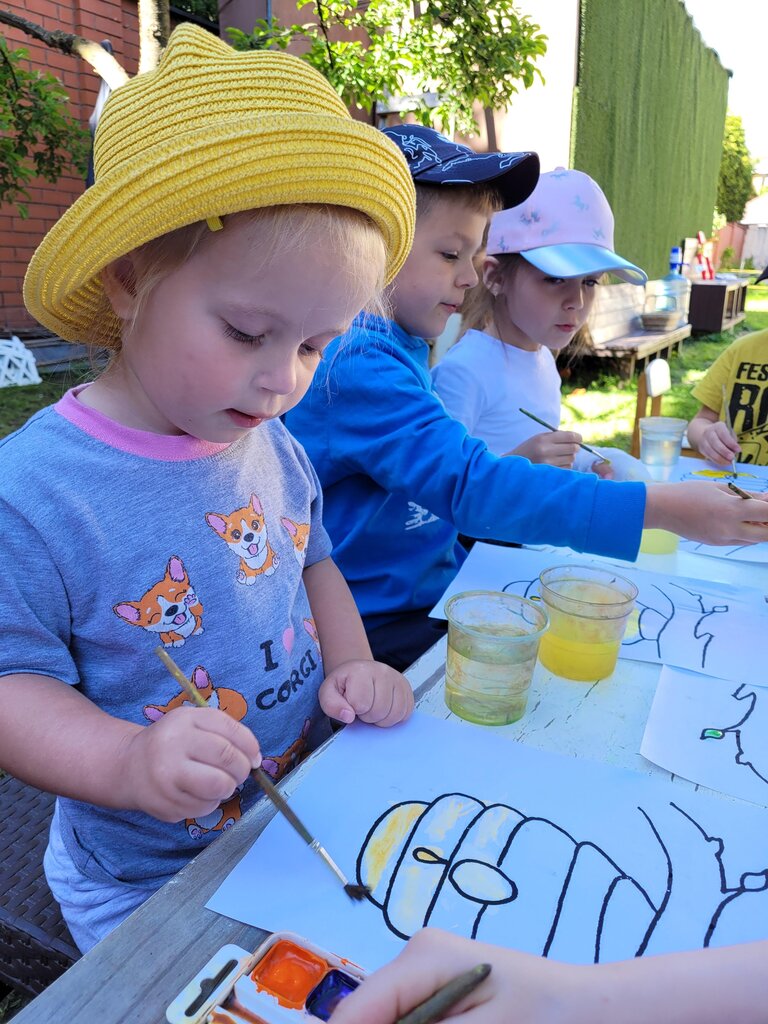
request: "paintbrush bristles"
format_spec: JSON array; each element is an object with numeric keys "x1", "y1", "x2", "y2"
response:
[{"x1": 343, "y1": 883, "x2": 369, "y2": 902}]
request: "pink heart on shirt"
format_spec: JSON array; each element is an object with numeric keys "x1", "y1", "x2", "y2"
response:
[{"x1": 283, "y1": 626, "x2": 295, "y2": 653}]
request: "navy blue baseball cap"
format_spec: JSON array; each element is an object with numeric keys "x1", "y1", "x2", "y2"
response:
[{"x1": 382, "y1": 124, "x2": 539, "y2": 210}]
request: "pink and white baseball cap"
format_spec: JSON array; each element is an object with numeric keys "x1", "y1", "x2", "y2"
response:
[{"x1": 485, "y1": 167, "x2": 647, "y2": 284}]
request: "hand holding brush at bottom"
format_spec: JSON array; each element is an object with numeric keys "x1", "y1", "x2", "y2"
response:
[{"x1": 329, "y1": 928, "x2": 768, "y2": 1024}]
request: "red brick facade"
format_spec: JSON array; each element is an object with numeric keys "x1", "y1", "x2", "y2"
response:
[{"x1": 1, "y1": 0, "x2": 142, "y2": 332}]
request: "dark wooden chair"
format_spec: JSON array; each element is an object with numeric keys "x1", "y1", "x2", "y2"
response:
[{"x1": 0, "y1": 774, "x2": 80, "y2": 999}]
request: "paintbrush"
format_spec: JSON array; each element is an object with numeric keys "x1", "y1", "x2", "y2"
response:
[
  {"x1": 395, "y1": 963, "x2": 492, "y2": 1024},
  {"x1": 722, "y1": 384, "x2": 738, "y2": 478},
  {"x1": 518, "y1": 407, "x2": 610, "y2": 464},
  {"x1": 153, "y1": 646, "x2": 369, "y2": 902},
  {"x1": 727, "y1": 480, "x2": 752, "y2": 500}
]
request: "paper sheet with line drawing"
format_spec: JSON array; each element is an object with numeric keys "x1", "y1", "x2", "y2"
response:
[
  {"x1": 207, "y1": 713, "x2": 768, "y2": 972},
  {"x1": 642, "y1": 666, "x2": 768, "y2": 806},
  {"x1": 669, "y1": 456, "x2": 768, "y2": 563},
  {"x1": 429, "y1": 544, "x2": 768, "y2": 685}
]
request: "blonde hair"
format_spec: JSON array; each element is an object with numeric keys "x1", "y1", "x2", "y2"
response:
[
  {"x1": 460, "y1": 253, "x2": 524, "y2": 334},
  {"x1": 93, "y1": 205, "x2": 388, "y2": 353}
]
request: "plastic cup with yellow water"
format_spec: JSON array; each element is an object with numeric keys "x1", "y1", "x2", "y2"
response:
[
  {"x1": 444, "y1": 591, "x2": 549, "y2": 726},
  {"x1": 536, "y1": 565, "x2": 638, "y2": 681}
]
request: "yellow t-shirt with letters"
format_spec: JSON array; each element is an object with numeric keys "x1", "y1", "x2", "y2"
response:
[{"x1": 692, "y1": 328, "x2": 768, "y2": 464}]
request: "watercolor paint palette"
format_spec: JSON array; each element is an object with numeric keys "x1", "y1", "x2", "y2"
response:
[{"x1": 166, "y1": 931, "x2": 366, "y2": 1024}]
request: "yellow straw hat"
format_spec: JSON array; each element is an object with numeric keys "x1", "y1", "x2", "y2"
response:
[{"x1": 24, "y1": 24, "x2": 416, "y2": 347}]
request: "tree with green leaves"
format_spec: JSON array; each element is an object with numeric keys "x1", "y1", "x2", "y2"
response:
[
  {"x1": 227, "y1": 0, "x2": 547, "y2": 137},
  {"x1": 0, "y1": 0, "x2": 198, "y2": 215},
  {"x1": 0, "y1": 37, "x2": 90, "y2": 217},
  {"x1": 716, "y1": 113, "x2": 756, "y2": 225}
]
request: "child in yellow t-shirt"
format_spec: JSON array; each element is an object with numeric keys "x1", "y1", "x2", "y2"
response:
[{"x1": 688, "y1": 328, "x2": 768, "y2": 465}]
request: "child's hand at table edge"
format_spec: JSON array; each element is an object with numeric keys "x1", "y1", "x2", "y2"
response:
[
  {"x1": 319, "y1": 659, "x2": 414, "y2": 727},
  {"x1": 645, "y1": 481, "x2": 768, "y2": 544},
  {"x1": 121, "y1": 705, "x2": 261, "y2": 823}
]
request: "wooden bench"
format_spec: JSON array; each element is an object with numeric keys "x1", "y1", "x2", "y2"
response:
[{"x1": 581, "y1": 281, "x2": 691, "y2": 379}]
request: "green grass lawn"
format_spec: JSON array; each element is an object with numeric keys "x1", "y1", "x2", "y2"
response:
[
  {"x1": 560, "y1": 285, "x2": 768, "y2": 451},
  {"x1": 0, "y1": 362, "x2": 95, "y2": 438}
]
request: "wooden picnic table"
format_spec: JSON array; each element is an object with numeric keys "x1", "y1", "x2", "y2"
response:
[{"x1": 12, "y1": 546, "x2": 768, "y2": 1024}]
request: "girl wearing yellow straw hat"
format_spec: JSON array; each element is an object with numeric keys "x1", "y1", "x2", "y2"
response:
[{"x1": 1, "y1": 23, "x2": 417, "y2": 952}]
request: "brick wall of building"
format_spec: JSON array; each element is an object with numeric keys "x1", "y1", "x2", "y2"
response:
[{"x1": 1, "y1": 0, "x2": 141, "y2": 333}]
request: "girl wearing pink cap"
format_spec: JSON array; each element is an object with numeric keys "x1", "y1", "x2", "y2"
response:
[{"x1": 432, "y1": 168, "x2": 647, "y2": 480}]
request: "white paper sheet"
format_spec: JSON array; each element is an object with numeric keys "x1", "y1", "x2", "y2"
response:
[
  {"x1": 641, "y1": 666, "x2": 768, "y2": 806},
  {"x1": 429, "y1": 544, "x2": 768, "y2": 685},
  {"x1": 668, "y1": 456, "x2": 768, "y2": 562},
  {"x1": 207, "y1": 712, "x2": 768, "y2": 971},
  {"x1": 669, "y1": 455, "x2": 768, "y2": 490}
]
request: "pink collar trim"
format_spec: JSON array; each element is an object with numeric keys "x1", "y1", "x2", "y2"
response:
[{"x1": 54, "y1": 385, "x2": 233, "y2": 461}]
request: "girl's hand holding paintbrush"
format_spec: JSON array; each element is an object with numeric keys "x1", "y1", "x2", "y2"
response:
[
  {"x1": 123, "y1": 691, "x2": 262, "y2": 824},
  {"x1": 510, "y1": 429, "x2": 583, "y2": 470}
]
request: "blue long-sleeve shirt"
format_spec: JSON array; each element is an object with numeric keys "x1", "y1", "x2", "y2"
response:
[{"x1": 285, "y1": 315, "x2": 645, "y2": 627}]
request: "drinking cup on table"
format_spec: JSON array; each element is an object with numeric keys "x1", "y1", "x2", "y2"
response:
[
  {"x1": 638, "y1": 416, "x2": 687, "y2": 481},
  {"x1": 536, "y1": 565, "x2": 638, "y2": 681},
  {"x1": 444, "y1": 590, "x2": 549, "y2": 726}
]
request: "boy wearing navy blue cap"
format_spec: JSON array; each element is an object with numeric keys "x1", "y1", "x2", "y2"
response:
[{"x1": 285, "y1": 127, "x2": 768, "y2": 670}]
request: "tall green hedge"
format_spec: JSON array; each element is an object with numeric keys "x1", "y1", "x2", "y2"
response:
[{"x1": 572, "y1": 0, "x2": 729, "y2": 279}]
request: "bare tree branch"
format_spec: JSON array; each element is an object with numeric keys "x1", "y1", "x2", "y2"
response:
[
  {"x1": 138, "y1": 0, "x2": 169, "y2": 73},
  {"x1": 0, "y1": 8, "x2": 130, "y2": 87}
]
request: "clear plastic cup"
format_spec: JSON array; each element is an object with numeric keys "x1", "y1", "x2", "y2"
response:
[
  {"x1": 444, "y1": 591, "x2": 549, "y2": 726},
  {"x1": 536, "y1": 565, "x2": 638, "y2": 681},
  {"x1": 638, "y1": 416, "x2": 687, "y2": 481}
]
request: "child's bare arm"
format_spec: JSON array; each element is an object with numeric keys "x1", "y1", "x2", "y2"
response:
[
  {"x1": 645, "y1": 481, "x2": 768, "y2": 544},
  {"x1": 0, "y1": 672, "x2": 260, "y2": 821},
  {"x1": 687, "y1": 405, "x2": 741, "y2": 465},
  {"x1": 329, "y1": 927, "x2": 768, "y2": 1024},
  {"x1": 304, "y1": 558, "x2": 414, "y2": 727}
]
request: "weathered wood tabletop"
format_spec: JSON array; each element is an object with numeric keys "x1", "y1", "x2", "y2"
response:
[{"x1": 13, "y1": 546, "x2": 768, "y2": 1024}]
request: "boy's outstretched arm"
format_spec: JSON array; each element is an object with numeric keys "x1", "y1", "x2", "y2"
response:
[
  {"x1": 329, "y1": 927, "x2": 768, "y2": 1024},
  {"x1": 687, "y1": 405, "x2": 742, "y2": 465},
  {"x1": 645, "y1": 481, "x2": 768, "y2": 544},
  {"x1": 303, "y1": 557, "x2": 414, "y2": 727},
  {"x1": 0, "y1": 673, "x2": 261, "y2": 821}
]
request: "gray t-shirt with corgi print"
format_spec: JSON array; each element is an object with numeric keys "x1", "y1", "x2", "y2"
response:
[{"x1": 0, "y1": 386, "x2": 332, "y2": 890}]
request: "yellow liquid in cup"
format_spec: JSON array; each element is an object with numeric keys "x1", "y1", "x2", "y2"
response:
[
  {"x1": 445, "y1": 623, "x2": 538, "y2": 726},
  {"x1": 538, "y1": 580, "x2": 630, "y2": 681},
  {"x1": 640, "y1": 528, "x2": 679, "y2": 554},
  {"x1": 537, "y1": 632, "x2": 621, "y2": 681}
]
